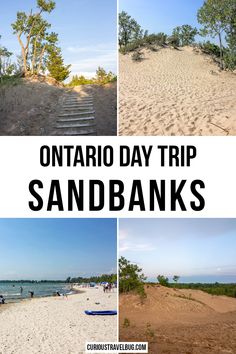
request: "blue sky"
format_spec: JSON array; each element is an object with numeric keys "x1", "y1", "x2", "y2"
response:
[
  {"x1": 0, "y1": 0, "x2": 117, "y2": 78},
  {"x1": 0, "y1": 219, "x2": 117, "y2": 280},
  {"x1": 119, "y1": 219, "x2": 236, "y2": 283},
  {"x1": 119, "y1": 0, "x2": 214, "y2": 42}
]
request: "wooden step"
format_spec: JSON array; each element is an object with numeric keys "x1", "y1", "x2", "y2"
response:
[
  {"x1": 62, "y1": 106, "x2": 93, "y2": 111},
  {"x1": 58, "y1": 111, "x2": 95, "y2": 117},
  {"x1": 63, "y1": 104, "x2": 93, "y2": 107},
  {"x1": 56, "y1": 122, "x2": 95, "y2": 129},
  {"x1": 61, "y1": 130, "x2": 97, "y2": 136},
  {"x1": 64, "y1": 100, "x2": 93, "y2": 104},
  {"x1": 57, "y1": 117, "x2": 95, "y2": 123}
]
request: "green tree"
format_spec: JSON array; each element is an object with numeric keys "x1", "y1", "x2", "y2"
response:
[
  {"x1": 225, "y1": 1, "x2": 236, "y2": 70},
  {"x1": 0, "y1": 39, "x2": 14, "y2": 80},
  {"x1": 119, "y1": 11, "x2": 143, "y2": 48},
  {"x1": 157, "y1": 275, "x2": 169, "y2": 287},
  {"x1": 119, "y1": 256, "x2": 146, "y2": 293},
  {"x1": 95, "y1": 66, "x2": 116, "y2": 85},
  {"x1": 197, "y1": 0, "x2": 233, "y2": 69},
  {"x1": 12, "y1": 0, "x2": 56, "y2": 75},
  {"x1": 46, "y1": 46, "x2": 71, "y2": 82},
  {"x1": 172, "y1": 25, "x2": 198, "y2": 46},
  {"x1": 173, "y1": 275, "x2": 180, "y2": 286}
]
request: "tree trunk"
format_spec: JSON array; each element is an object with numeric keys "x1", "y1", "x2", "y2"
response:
[
  {"x1": 31, "y1": 38, "x2": 38, "y2": 74},
  {"x1": 219, "y1": 32, "x2": 224, "y2": 70},
  {"x1": 37, "y1": 45, "x2": 46, "y2": 74},
  {"x1": 17, "y1": 34, "x2": 27, "y2": 75}
]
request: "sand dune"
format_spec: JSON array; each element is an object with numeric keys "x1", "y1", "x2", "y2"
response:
[
  {"x1": 0, "y1": 287, "x2": 117, "y2": 354},
  {"x1": 119, "y1": 47, "x2": 236, "y2": 136},
  {"x1": 119, "y1": 285, "x2": 236, "y2": 353}
]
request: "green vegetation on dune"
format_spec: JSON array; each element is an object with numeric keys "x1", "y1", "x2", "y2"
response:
[
  {"x1": 170, "y1": 282, "x2": 236, "y2": 298},
  {"x1": 119, "y1": 0, "x2": 236, "y2": 71},
  {"x1": 119, "y1": 256, "x2": 146, "y2": 299},
  {"x1": 119, "y1": 257, "x2": 236, "y2": 299},
  {"x1": 67, "y1": 66, "x2": 117, "y2": 87}
]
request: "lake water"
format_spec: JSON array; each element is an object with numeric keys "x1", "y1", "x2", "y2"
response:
[{"x1": 0, "y1": 282, "x2": 73, "y2": 302}]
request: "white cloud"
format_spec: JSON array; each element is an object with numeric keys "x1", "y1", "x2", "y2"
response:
[
  {"x1": 120, "y1": 240, "x2": 156, "y2": 253},
  {"x1": 67, "y1": 42, "x2": 117, "y2": 54},
  {"x1": 65, "y1": 42, "x2": 117, "y2": 78}
]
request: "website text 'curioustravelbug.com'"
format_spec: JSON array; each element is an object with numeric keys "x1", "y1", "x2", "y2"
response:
[{"x1": 86, "y1": 342, "x2": 148, "y2": 353}]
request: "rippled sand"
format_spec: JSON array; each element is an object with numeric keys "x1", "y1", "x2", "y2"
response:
[{"x1": 119, "y1": 47, "x2": 236, "y2": 136}]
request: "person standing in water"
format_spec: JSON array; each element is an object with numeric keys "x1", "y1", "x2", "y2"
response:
[
  {"x1": 20, "y1": 286, "x2": 23, "y2": 295},
  {"x1": 29, "y1": 291, "x2": 34, "y2": 298}
]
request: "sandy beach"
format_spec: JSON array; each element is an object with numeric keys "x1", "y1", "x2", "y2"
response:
[
  {"x1": 119, "y1": 47, "x2": 236, "y2": 136},
  {"x1": 119, "y1": 285, "x2": 236, "y2": 353},
  {"x1": 0, "y1": 286, "x2": 117, "y2": 354}
]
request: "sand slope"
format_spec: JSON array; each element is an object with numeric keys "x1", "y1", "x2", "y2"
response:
[
  {"x1": 119, "y1": 285, "x2": 236, "y2": 353},
  {"x1": 72, "y1": 82, "x2": 117, "y2": 136},
  {"x1": 0, "y1": 80, "x2": 117, "y2": 135},
  {"x1": 119, "y1": 47, "x2": 236, "y2": 136},
  {"x1": 0, "y1": 287, "x2": 117, "y2": 354}
]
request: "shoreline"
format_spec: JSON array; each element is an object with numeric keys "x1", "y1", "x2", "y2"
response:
[{"x1": 0, "y1": 286, "x2": 117, "y2": 353}]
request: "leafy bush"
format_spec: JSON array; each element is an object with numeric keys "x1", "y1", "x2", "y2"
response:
[
  {"x1": 157, "y1": 275, "x2": 169, "y2": 287},
  {"x1": 199, "y1": 41, "x2": 221, "y2": 57},
  {"x1": 144, "y1": 32, "x2": 167, "y2": 46},
  {"x1": 67, "y1": 67, "x2": 116, "y2": 87},
  {"x1": 131, "y1": 51, "x2": 144, "y2": 62},
  {"x1": 170, "y1": 282, "x2": 236, "y2": 298},
  {"x1": 167, "y1": 35, "x2": 180, "y2": 48},
  {"x1": 224, "y1": 51, "x2": 236, "y2": 70},
  {"x1": 95, "y1": 66, "x2": 117, "y2": 85},
  {"x1": 119, "y1": 256, "x2": 146, "y2": 294},
  {"x1": 123, "y1": 318, "x2": 130, "y2": 328}
]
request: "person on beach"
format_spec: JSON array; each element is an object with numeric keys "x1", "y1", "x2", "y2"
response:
[
  {"x1": 20, "y1": 286, "x2": 23, "y2": 295},
  {"x1": 29, "y1": 291, "x2": 34, "y2": 298},
  {"x1": 0, "y1": 295, "x2": 5, "y2": 304}
]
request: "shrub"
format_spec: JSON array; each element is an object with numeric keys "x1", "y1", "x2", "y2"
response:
[
  {"x1": 123, "y1": 318, "x2": 130, "y2": 328},
  {"x1": 200, "y1": 41, "x2": 221, "y2": 57},
  {"x1": 167, "y1": 35, "x2": 180, "y2": 48},
  {"x1": 131, "y1": 51, "x2": 144, "y2": 62},
  {"x1": 145, "y1": 323, "x2": 155, "y2": 339},
  {"x1": 119, "y1": 256, "x2": 146, "y2": 293},
  {"x1": 157, "y1": 275, "x2": 169, "y2": 287}
]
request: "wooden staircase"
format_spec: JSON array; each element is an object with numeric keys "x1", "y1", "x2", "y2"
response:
[{"x1": 55, "y1": 94, "x2": 97, "y2": 135}]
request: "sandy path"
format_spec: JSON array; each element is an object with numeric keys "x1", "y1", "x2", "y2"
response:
[
  {"x1": 119, "y1": 286, "x2": 236, "y2": 353},
  {"x1": 119, "y1": 47, "x2": 236, "y2": 136},
  {"x1": 0, "y1": 287, "x2": 117, "y2": 354}
]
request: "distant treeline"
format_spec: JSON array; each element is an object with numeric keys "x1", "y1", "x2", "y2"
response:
[
  {"x1": 169, "y1": 282, "x2": 236, "y2": 298},
  {"x1": 119, "y1": 0, "x2": 236, "y2": 70},
  {"x1": 66, "y1": 273, "x2": 117, "y2": 284},
  {"x1": 0, "y1": 274, "x2": 117, "y2": 284},
  {"x1": 0, "y1": 280, "x2": 65, "y2": 283},
  {"x1": 67, "y1": 66, "x2": 117, "y2": 87}
]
